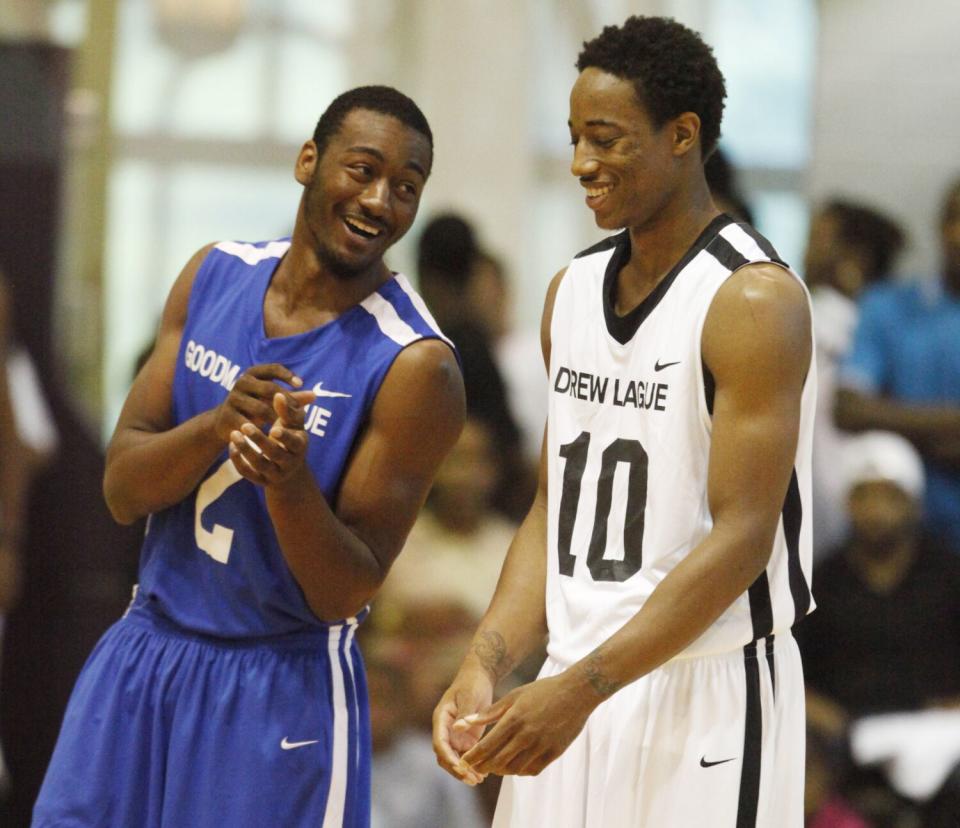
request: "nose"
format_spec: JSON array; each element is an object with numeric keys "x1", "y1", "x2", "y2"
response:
[
  {"x1": 570, "y1": 138, "x2": 600, "y2": 179},
  {"x1": 358, "y1": 177, "x2": 390, "y2": 217}
]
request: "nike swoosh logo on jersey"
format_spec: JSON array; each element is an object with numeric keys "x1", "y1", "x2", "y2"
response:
[
  {"x1": 654, "y1": 359, "x2": 681, "y2": 371},
  {"x1": 700, "y1": 756, "x2": 736, "y2": 768},
  {"x1": 281, "y1": 737, "x2": 320, "y2": 750},
  {"x1": 312, "y1": 382, "x2": 352, "y2": 399}
]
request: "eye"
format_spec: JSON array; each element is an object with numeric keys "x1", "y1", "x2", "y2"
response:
[
  {"x1": 350, "y1": 163, "x2": 373, "y2": 178},
  {"x1": 594, "y1": 137, "x2": 617, "y2": 149},
  {"x1": 396, "y1": 182, "x2": 419, "y2": 201}
]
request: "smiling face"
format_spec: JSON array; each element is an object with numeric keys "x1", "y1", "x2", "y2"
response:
[
  {"x1": 296, "y1": 108, "x2": 432, "y2": 279},
  {"x1": 568, "y1": 68, "x2": 687, "y2": 231}
]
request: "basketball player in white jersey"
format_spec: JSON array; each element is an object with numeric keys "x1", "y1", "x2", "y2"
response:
[{"x1": 433, "y1": 16, "x2": 815, "y2": 827}]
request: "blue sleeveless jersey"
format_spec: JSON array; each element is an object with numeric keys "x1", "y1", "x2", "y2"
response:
[{"x1": 136, "y1": 239, "x2": 455, "y2": 638}]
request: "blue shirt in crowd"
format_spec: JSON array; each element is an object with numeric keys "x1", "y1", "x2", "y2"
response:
[{"x1": 840, "y1": 279, "x2": 960, "y2": 549}]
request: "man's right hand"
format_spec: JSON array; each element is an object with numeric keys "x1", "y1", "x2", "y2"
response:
[
  {"x1": 432, "y1": 668, "x2": 495, "y2": 786},
  {"x1": 213, "y1": 363, "x2": 306, "y2": 442}
]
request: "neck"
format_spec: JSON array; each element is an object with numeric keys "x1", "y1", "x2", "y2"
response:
[
  {"x1": 280, "y1": 212, "x2": 392, "y2": 316},
  {"x1": 616, "y1": 180, "x2": 720, "y2": 315}
]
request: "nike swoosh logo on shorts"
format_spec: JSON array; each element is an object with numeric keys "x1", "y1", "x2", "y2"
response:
[
  {"x1": 281, "y1": 737, "x2": 320, "y2": 750},
  {"x1": 700, "y1": 756, "x2": 736, "y2": 768}
]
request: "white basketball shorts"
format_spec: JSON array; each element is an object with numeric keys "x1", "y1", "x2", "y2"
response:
[{"x1": 493, "y1": 633, "x2": 804, "y2": 828}]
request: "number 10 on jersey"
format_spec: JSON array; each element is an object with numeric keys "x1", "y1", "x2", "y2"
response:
[{"x1": 557, "y1": 431, "x2": 648, "y2": 582}]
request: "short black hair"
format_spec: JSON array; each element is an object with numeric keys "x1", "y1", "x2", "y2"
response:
[
  {"x1": 312, "y1": 85, "x2": 433, "y2": 165},
  {"x1": 823, "y1": 200, "x2": 906, "y2": 283},
  {"x1": 577, "y1": 16, "x2": 726, "y2": 158},
  {"x1": 416, "y1": 213, "x2": 478, "y2": 289}
]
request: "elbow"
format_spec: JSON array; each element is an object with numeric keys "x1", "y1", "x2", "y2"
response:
[
  {"x1": 833, "y1": 388, "x2": 865, "y2": 432},
  {"x1": 310, "y1": 590, "x2": 377, "y2": 623},
  {"x1": 102, "y1": 471, "x2": 141, "y2": 526}
]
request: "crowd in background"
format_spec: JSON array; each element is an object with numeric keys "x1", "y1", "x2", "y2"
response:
[{"x1": 1, "y1": 75, "x2": 960, "y2": 828}]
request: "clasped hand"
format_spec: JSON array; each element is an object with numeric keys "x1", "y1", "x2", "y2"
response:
[
  {"x1": 439, "y1": 673, "x2": 596, "y2": 781},
  {"x1": 213, "y1": 363, "x2": 316, "y2": 488}
]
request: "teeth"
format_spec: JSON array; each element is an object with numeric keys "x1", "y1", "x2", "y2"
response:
[
  {"x1": 345, "y1": 217, "x2": 382, "y2": 236},
  {"x1": 586, "y1": 185, "x2": 613, "y2": 198}
]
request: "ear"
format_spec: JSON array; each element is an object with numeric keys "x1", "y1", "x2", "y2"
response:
[
  {"x1": 671, "y1": 112, "x2": 701, "y2": 158},
  {"x1": 294, "y1": 140, "x2": 319, "y2": 186}
]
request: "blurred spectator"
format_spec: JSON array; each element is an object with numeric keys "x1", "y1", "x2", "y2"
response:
[
  {"x1": 796, "y1": 431, "x2": 960, "y2": 826},
  {"x1": 0, "y1": 274, "x2": 55, "y2": 798},
  {"x1": 377, "y1": 417, "x2": 513, "y2": 623},
  {"x1": 417, "y1": 213, "x2": 531, "y2": 520},
  {"x1": 806, "y1": 727, "x2": 872, "y2": 828},
  {"x1": 366, "y1": 636, "x2": 485, "y2": 828},
  {"x1": 466, "y1": 251, "x2": 546, "y2": 470},
  {"x1": 705, "y1": 147, "x2": 754, "y2": 224},
  {"x1": 836, "y1": 177, "x2": 960, "y2": 549},
  {"x1": 805, "y1": 201, "x2": 906, "y2": 557}
]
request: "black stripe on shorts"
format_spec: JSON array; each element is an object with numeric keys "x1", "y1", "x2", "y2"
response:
[{"x1": 736, "y1": 641, "x2": 763, "y2": 828}]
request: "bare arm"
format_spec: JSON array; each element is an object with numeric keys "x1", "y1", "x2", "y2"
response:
[
  {"x1": 462, "y1": 263, "x2": 812, "y2": 777},
  {"x1": 104, "y1": 244, "x2": 223, "y2": 522},
  {"x1": 432, "y1": 269, "x2": 564, "y2": 783},
  {"x1": 835, "y1": 388, "x2": 960, "y2": 469},
  {"x1": 0, "y1": 277, "x2": 27, "y2": 609},
  {"x1": 229, "y1": 337, "x2": 466, "y2": 621},
  {"x1": 104, "y1": 244, "x2": 310, "y2": 523}
]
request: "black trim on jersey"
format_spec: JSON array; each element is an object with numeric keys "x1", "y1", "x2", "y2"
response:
[
  {"x1": 704, "y1": 232, "x2": 750, "y2": 273},
  {"x1": 703, "y1": 364, "x2": 716, "y2": 416},
  {"x1": 765, "y1": 635, "x2": 777, "y2": 701},
  {"x1": 783, "y1": 470, "x2": 811, "y2": 622},
  {"x1": 734, "y1": 221, "x2": 790, "y2": 269},
  {"x1": 747, "y1": 571, "x2": 774, "y2": 641},
  {"x1": 736, "y1": 642, "x2": 763, "y2": 828},
  {"x1": 601, "y1": 214, "x2": 734, "y2": 344},
  {"x1": 574, "y1": 231, "x2": 625, "y2": 260}
]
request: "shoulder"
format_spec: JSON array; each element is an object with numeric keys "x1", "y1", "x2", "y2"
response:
[
  {"x1": 706, "y1": 263, "x2": 811, "y2": 344},
  {"x1": 377, "y1": 338, "x2": 465, "y2": 417},
  {"x1": 573, "y1": 231, "x2": 626, "y2": 260},
  {"x1": 703, "y1": 262, "x2": 811, "y2": 384},
  {"x1": 540, "y1": 266, "x2": 569, "y2": 368}
]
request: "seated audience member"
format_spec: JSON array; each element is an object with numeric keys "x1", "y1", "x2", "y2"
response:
[
  {"x1": 377, "y1": 417, "x2": 513, "y2": 622},
  {"x1": 805, "y1": 201, "x2": 905, "y2": 558},
  {"x1": 835, "y1": 177, "x2": 960, "y2": 550},
  {"x1": 805, "y1": 726, "x2": 872, "y2": 828},
  {"x1": 796, "y1": 431, "x2": 960, "y2": 826},
  {"x1": 465, "y1": 251, "x2": 545, "y2": 471},
  {"x1": 417, "y1": 214, "x2": 528, "y2": 520},
  {"x1": 366, "y1": 637, "x2": 485, "y2": 828}
]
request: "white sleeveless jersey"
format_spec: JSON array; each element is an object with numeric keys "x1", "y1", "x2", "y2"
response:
[{"x1": 545, "y1": 215, "x2": 816, "y2": 666}]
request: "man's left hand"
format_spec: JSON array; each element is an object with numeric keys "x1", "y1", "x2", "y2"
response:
[
  {"x1": 228, "y1": 390, "x2": 315, "y2": 488},
  {"x1": 459, "y1": 672, "x2": 599, "y2": 777}
]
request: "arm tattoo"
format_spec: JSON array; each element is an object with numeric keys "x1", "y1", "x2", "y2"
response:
[
  {"x1": 582, "y1": 644, "x2": 622, "y2": 699},
  {"x1": 472, "y1": 630, "x2": 515, "y2": 681}
]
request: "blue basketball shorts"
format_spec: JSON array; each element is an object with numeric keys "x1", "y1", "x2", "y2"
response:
[{"x1": 32, "y1": 605, "x2": 370, "y2": 827}]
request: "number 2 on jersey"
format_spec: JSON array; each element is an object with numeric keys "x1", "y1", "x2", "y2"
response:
[
  {"x1": 194, "y1": 458, "x2": 243, "y2": 563},
  {"x1": 558, "y1": 431, "x2": 648, "y2": 582}
]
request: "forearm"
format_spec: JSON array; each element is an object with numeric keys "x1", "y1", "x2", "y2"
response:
[
  {"x1": 458, "y1": 499, "x2": 549, "y2": 686},
  {"x1": 265, "y1": 466, "x2": 385, "y2": 621},
  {"x1": 104, "y1": 409, "x2": 224, "y2": 523},
  {"x1": 565, "y1": 528, "x2": 768, "y2": 702},
  {"x1": 835, "y1": 388, "x2": 960, "y2": 446}
]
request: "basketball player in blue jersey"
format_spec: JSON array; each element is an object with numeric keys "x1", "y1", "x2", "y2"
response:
[
  {"x1": 434, "y1": 17, "x2": 816, "y2": 827},
  {"x1": 33, "y1": 86, "x2": 465, "y2": 828}
]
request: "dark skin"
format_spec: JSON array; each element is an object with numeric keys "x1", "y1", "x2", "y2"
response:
[
  {"x1": 835, "y1": 183, "x2": 960, "y2": 469},
  {"x1": 433, "y1": 67, "x2": 811, "y2": 781},
  {"x1": 104, "y1": 108, "x2": 466, "y2": 621}
]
